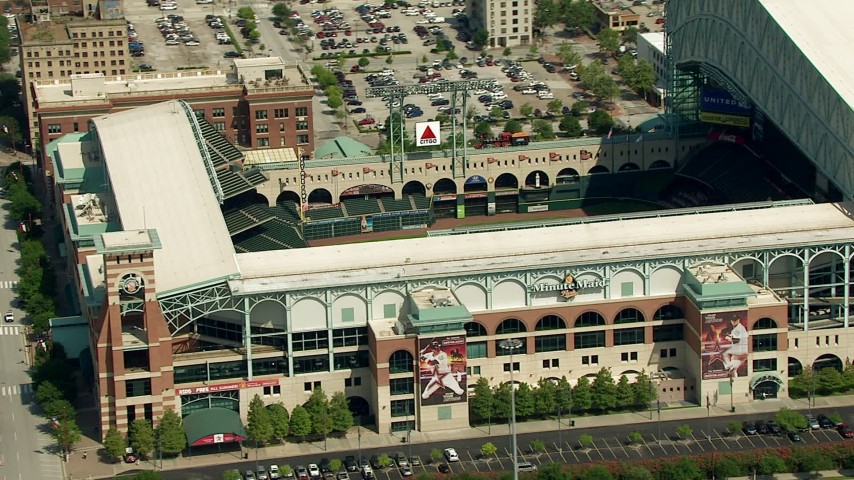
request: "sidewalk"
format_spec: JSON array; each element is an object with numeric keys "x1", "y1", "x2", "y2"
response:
[{"x1": 66, "y1": 394, "x2": 854, "y2": 479}]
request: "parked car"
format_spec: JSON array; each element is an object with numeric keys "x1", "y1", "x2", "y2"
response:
[
  {"x1": 437, "y1": 464, "x2": 451, "y2": 474},
  {"x1": 517, "y1": 462, "x2": 538, "y2": 472},
  {"x1": 742, "y1": 421, "x2": 757, "y2": 435},
  {"x1": 308, "y1": 464, "x2": 321, "y2": 478},
  {"x1": 296, "y1": 465, "x2": 309, "y2": 480},
  {"x1": 818, "y1": 414, "x2": 836, "y2": 429},
  {"x1": 344, "y1": 456, "x2": 358, "y2": 472},
  {"x1": 806, "y1": 415, "x2": 820, "y2": 430},
  {"x1": 246, "y1": 471, "x2": 257, "y2": 480},
  {"x1": 787, "y1": 430, "x2": 802, "y2": 442},
  {"x1": 337, "y1": 472, "x2": 348, "y2": 480},
  {"x1": 767, "y1": 420, "x2": 782, "y2": 435},
  {"x1": 258, "y1": 466, "x2": 270, "y2": 480},
  {"x1": 270, "y1": 465, "x2": 281, "y2": 479},
  {"x1": 839, "y1": 424, "x2": 854, "y2": 438},
  {"x1": 400, "y1": 467, "x2": 413, "y2": 477},
  {"x1": 319, "y1": 459, "x2": 332, "y2": 476},
  {"x1": 224, "y1": 51, "x2": 244, "y2": 58},
  {"x1": 444, "y1": 449, "x2": 459, "y2": 462},
  {"x1": 755, "y1": 420, "x2": 769, "y2": 434}
]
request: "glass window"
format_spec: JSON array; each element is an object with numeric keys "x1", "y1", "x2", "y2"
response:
[
  {"x1": 255, "y1": 110, "x2": 268, "y2": 120},
  {"x1": 292, "y1": 330, "x2": 329, "y2": 351},
  {"x1": 614, "y1": 308, "x2": 644, "y2": 324},
  {"x1": 753, "y1": 318, "x2": 777, "y2": 330},
  {"x1": 250, "y1": 326, "x2": 287, "y2": 349},
  {"x1": 653, "y1": 304, "x2": 683, "y2": 320},
  {"x1": 465, "y1": 322, "x2": 487, "y2": 337},
  {"x1": 496, "y1": 318, "x2": 526, "y2": 334},
  {"x1": 274, "y1": 108, "x2": 288, "y2": 118},
  {"x1": 293, "y1": 354, "x2": 329, "y2": 374},
  {"x1": 383, "y1": 304, "x2": 397, "y2": 318},
  {"x1": 209, "y1": 360, "x2": 247, "y2": 380},
  {"x1": 613, "y1": 327, "x2": 645, "y2": 346},
  {"x1": 256, "y1": 124, "x2": 269, "y2": 133},
  {"x1": 295, "y1": 107, "x2": 308, "y2": 117},
  {"x1": 174, "y1": 364, "x2": 207, "y2": 384},
  {"x1": 535, "y1": 315, "x2": 566, "y2": 331},
  {"x1": 296, "y1": 121, "x2": 309, "y2": 130},
  {"x1": 297, "y1": 134, "x2": 309, "y2": 144},
  {"x1": 496, "y1": 338, "x2": 527, "y2": 356},
  {"x1": 752, "y1": 333, "x2": 777, "y2": 352},
  {"x1": 574, "y1": 331, "x2": 605, "y2": 349},
  {"x1": 126, "y1": 379, "x2": 151, "y2": 397},
  {"x1": 340, "y1": 307, "x2": 355, "y2": 323},
  {"x1": 653, "y1": 324, "x2": 683, "y2": 342},
  {"x1": 333, "y1": 350, "x2": 369, "y2": 370},
  {"x1": 390, "y1": 378, "x2": 415, "y2": 396},
  {"x1": 574, "y1": 312, "x2": 605, "y2": 328},
  {"x1": 212, "y1": 108, "x2": 225, "y2": 117},
  {"x1": 197, "y1": 318, "x2": 242, "y2": 343},
  {"x1": 332, "y1": 327, "x2": 367, "y2": 347},
  {"x1": 752, "y1": 358, "x2": 777, "y2": 372},
  {"x1": 534, "y1": 334, "x2": 566, "y2": 353},
  {"x1": 389, "y1": 350, "x2": 414, "y2": 373},
  {"x1": 48, "y1": 124, "x2": 62, "y2": 134},
  {"x1": 390, "y1": 399, "x2": 415, "y2": 417},
  {"x1": 253, "y1": 358, "x2": 287, "y2": 376},
  {"x1": 468, "y1": 341, "x2": 487, "y2": 359}
]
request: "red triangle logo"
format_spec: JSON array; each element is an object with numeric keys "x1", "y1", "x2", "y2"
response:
[{"x1": 421, "y1": 125, "x2": 436, "y2": 140}]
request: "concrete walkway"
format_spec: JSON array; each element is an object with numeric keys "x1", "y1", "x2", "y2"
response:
[{"x1": 65, "y1": 394, "x2": 854, "y2": 479}]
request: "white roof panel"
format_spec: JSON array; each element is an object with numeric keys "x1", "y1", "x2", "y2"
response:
[
  {"x1": 232, "y1": 202, "x2": 854, "y2": 294},
  {"x1": 760, "y1": 0, "x2": 854, "y2": 108},
  {"x1": 92, "y1": 101, "x2": 238, "y2": 294}
]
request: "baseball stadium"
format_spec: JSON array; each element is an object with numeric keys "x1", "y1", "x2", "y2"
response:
[{"x1": 46, "y1": 0, "x2": 854, "y2": 446}]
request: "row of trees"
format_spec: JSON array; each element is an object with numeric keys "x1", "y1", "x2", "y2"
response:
[
  {"x1": 615, "y1": 55, "x2": 656, "y2": 96},
  {"x1": 790, "y1": 364, "x2": 854, "y2": 398},
  {"x1": 103, "y1": 412, "x2": 187, "y2": 462},
  {"x1": 0, "y1": 71, "x2": 25, "y2": 149},
  {"x1": 32, "y1": 346, "x2": 82, "y2": 460},
  {"x1": 3, "y1": 163, "x2": 54, "y2": 333},
  {"x1": 532, "y1": 0, "x2": 597, "y2": 35},
  {"x1": 245, "y1": 388, "x2": 353, "y2": 446},
  {"x1": 469, "y1": 369, "x2": 657, "y2": 424}
]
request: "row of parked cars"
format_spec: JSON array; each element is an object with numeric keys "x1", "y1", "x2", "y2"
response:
[
  {"x1": 742, "y1": 414, "x2": 853, "y2": 440},
  {"x1": 155, "y1": 15, "x2": 201, "y2": 46}
]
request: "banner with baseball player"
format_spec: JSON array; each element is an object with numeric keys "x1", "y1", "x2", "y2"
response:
[
  {"x1": 418, "y1": 336, "x2": 467, "y2": 406},
  {"x1": 700, "y1": 310, "x2": 749, "y2": 380}
]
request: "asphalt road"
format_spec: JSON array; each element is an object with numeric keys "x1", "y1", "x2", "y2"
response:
[
  {"x1": 0, "y1": 182, "x2": 65, "y2": 480},
  {"x1": 155, "y1": 406, "x2": 854, "y2": 480}
]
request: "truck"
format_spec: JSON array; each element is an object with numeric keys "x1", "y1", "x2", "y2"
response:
[{"x1": 475, "y1": 131, "x2": 530, "y2": 149}]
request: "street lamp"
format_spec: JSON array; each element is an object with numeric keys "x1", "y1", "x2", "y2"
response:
[
  {"x1": 656, "y1": 399, "x2": 662, "y2": 442},
  {"x1": 730, "y1": 376, "x2": 735, "y2": 413},
  {"x1": 499, "y1": 338, "x2": 523, "y2": 480},
  {"x1": 706, "y1": 394, "x2": 711, "y2": 440}
]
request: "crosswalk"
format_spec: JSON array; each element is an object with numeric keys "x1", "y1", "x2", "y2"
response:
[
  {"x1": 0, "y1": 325, "x2": 21, "y2": 336},
  {"x1": 1, "y1": 383, "x2": 32, "y2": 397},
  {"x1": 0, "y1": 280, "x2": 18, "y2": 289}
]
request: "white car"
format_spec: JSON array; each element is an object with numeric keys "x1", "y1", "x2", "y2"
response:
[
  {"x1": 270, "y1": 465, "x2": 281, "y2": 479},
  {"x1": 308, "y1": 464, "x2": 321, "y2": 477},
  {"x1": 491, "y1": 92, "x2": 507, "y2": 100},
  {"x1": 160, "y1": 3, "x2": 177, "y2": 9},
  {"x1": 185, "y1": 40, "x2": 200, "y2": 46},
  {"x1": 258, "y1": 466, "x2": 270, "y2": 480},
  {"x1": 443, "y1": 448, "x2": 459, "y2": 462},
  {"x1": 521, "y1": 88, "x2": 536, "y2": 94},
  {"x1": 165, "y1": 39, "x2": 180, "y2": 45},
  {"x1": 537, "y1": 92, "x2": 554, "y2": 99},
  {"x1": 4, "y1": 311, "x2": 13, "y2": 323}
]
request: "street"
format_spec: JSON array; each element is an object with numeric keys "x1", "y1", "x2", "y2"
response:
[
  {"x1": 152, "y1": 406, "x2": 854, "y2": 480},
  {"x1": 0, "y1": 173, "x2": 65, "y2": 480}
]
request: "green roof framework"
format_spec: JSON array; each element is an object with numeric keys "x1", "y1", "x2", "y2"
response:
[
  {"x1": 182, "y1": 407, "x2": 248, "y2": 447},
  {"x1": 315, "y1": 136, "x2": 374, "y2": 159}
]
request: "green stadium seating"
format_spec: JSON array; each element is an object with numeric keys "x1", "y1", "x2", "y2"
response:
[{"x1": 343, "y1": 198, "x2": 382, "y2": 216}]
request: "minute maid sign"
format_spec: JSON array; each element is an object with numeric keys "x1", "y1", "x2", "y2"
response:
[{"x1": 531, "y1": 274, "x2": 608, "y2": 299}]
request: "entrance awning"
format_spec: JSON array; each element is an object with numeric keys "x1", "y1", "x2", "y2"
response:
[
  {"x1": 750, "y1": 373, "x2": 784, "y2": 390},
  {"x1": 183, "y1": 407, "x2": 248, "y2": 447}
]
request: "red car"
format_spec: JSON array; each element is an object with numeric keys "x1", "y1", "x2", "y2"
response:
[
  {"x1": 838, "y1": 424, "x2": 854, "y2": 438},
  {"x1": 358, "y1": 118, "x2": 375, "y2": 125},
  {"x1": 655, "y1": 17, "x2": 665, "y2": 24}
]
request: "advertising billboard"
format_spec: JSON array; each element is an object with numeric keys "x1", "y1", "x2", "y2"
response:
[
  {"x1": 700, "y1": 311, "x2": 748, "y2": 380},
  {"x1": 700, "y1": 88, "x2": 752, "y2": 117},
  {"x1": 415, "y1": 121, "x2": 441, "y2": 147},
  {"x1": 699, "y1": 111, "x2": 751, "y2": 128},
  {"x1": 418, "y1": 335, "x2": 467, "y2": 406}
]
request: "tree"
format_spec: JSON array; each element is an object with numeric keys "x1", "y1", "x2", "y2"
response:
[
  {"x1": 588, "y1": 110, "x2": 615, "y2": 135},
  {"x1": 289, "y1": 405, "x2": 312, "y2": 438},
  {"x1": 34, "y1": 381, "x2": 64, "y2": 407},
  {"x1": 546, "y1": 99, "x2": 564, "y2": 115},
  {"x1": 329, "y1": 392, "x2": 353, "y2": 433},
  {"x1": 578, "y1": 434, "x2": 593, "y2": 449},
  {"x1": 223, "y1": 470, "x2": 242, "y2": 480},
  {"x1": 272, "y1": 3, "x2": 290, "y2": 18},
  {"x1": 378, "y1": 453, "x2": 391, "y2": 468},
  {"x1": 492, "y1": 382, "x2": 512, "y2": 420},
  {"x1": 469, "y1": 377, "x2": 494, "y2": 422},
  {"x1": 622, "y1": 26, "x2": 639, "y2": 46},
  {"x1": 514, "y1": 383, "x2": 536, "y2": 418},
  {"x1": 619, "y1": 466, "x2": 654, "y2": 480},
  {"x1": 633, "y1": 370, "x2": 657, "y2": 406},
  {"x1": 532, "y1": 119, "x2": 555, "y2": 140},
  {"x1": 43, "y1": 399, "x2": 75, "y2": 421},
  {"x1": 615, "y1": 375, "x2": 633, "y2": 408},
  {"x1": 555, "y1": 377, "x2": 573, "y2": 413},
  {"x1": 330, "y1": 459, "x2": 343, "y2": 472},
  {"x1": 8, "y1": 187, "x2": 42, "y2": 224},
  {"x1": 157, "y1": 409, "x2": 186, "y2": 455},
  {"x1": 358, "y1": 57, "x2": 370, "y2": 67},
  {"x1": 816, "y1": 367, "x2": 845, "y2": 394},
  {"x1": 430, "y1": 448, "x2": 443, "y2": 464},
  {"x1": 714, "y1": 457, "x2": 742, "y2": 480},
  {"x1": 504, "y1": 119, "x2": 523, "y2": 133},
  {"x1": 520, "y1": 103, "x2": 534, "y2": 118},
  {"x1": 534, "y1": 378, "x2": 557, "y2": 417},
  {"x1": 529, "y1": 439, "x2": 545, "y2": 453},
  {"x1": 578, "y1": 61, "x2": 606, "y2": 91},
  {"x1": 51, "y1": 416, "x2": 82, "y2": 459},
  {"x1": 473, "y1": 28, "x2": 490, "y2": 48},
  {"x1": 480, "y1": 442, "x2": 497, "y2": 458},
  {"x1": 326, "y1": 94, "x2": 343, "y2": 110},
  {"x1": 489, "y1": 105, "x2": 505, "y2": 120},
  {"x1": 503, "y1": 47, "x2": 512, "y2": 57},
  {"x1": 596, "y1": 28, "x2": 620, "y2": 54},
  {"x1": 675, "y1": 424, "x2": 693, "y2": 439},
  {"x1": 627, "y1": 431, "x2": 642, "y2": 444},
  {"x1": 572, "y1": 376, "x2": 592, "y2": 412},
  {"x1": 129, "y1": 419, "x2": 156, "y2": 458},
  {"x1": 0, "y1": 18, "x2": 12, "y2": 65},
  {"x1": 562, "y1": 0, "x2": 596, "y2": 33},
  {"x1": 774, "y1": 407, "x2": 807, "y2": 431},
  {"x1": 267, "y1": 403, "x2": 290, "y2": 441},
  {"x1": 758, "y1": 453, "x2": 787, "y2": 475},
  {"x1": 237, "y1": 6, "x2": 256, "y2": 19},
  {"x1": 584, "y1": 466, "x2": 614, "y2": 480},
  {"x1": 657, "y1": 457, "x2": 701, "y2": 480},
  {"x1": 570, "y1": 100, "x2": 589, "y2": 117},
  {"x1": 590, "y1": 368, "x2": 617, "y2": 412},
  {"x1": 103, "y1": 427, "x2": 126, "y2": 461},
  {"x1": 386, "y1": 56, "x2": 394, "y2": 65},
  {"x1": 247, "y1": 395, "x2": 274, "y2": 446},
  {"x1": 589, "y1": 74, "x2": 619, "y2": 102},
  {"x1": 620, "y1": 59, "x2": 655, "y2": 94},
  {"x1": 466, "y1": 105, "x2": 478, "y2": 123},
  {"x1": 727, "y1": 421, "x2": 743, "y2": 435},
  {"x1": 130, "y1": 472, "x2": 165, "y2": 480},
  {"x1": 556, "y1": 42, "x2": 581, "y2": 68},
  {"x1": 533, "y1": 0, "x2": 559, "y2": 29}
]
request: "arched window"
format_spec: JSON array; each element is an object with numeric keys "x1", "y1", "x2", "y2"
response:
[
  {"x1": 574, "y1": 311, "x2": 605, "y2": 328},
  {"x1": 614, "y1": 308, "x2": 645, "y2": 324},
  {"x1": 753, "y1": 318, "x2": 777, "y2": 330},
  {"x1": 653, "y1": 304, "x2": 683, "y2": 320},
  {"x1": 496, "y1": 318, "x2": 527, "y2": 334},
  {"x1": 389, "y1": 350, "x2": 414, "y2": 374},
  {"x1": 535, "y1": 315, "x2": 566, "y2": 331},
  {"x1": 464, "y1": 322, "x2": 487, "y2": 337}
]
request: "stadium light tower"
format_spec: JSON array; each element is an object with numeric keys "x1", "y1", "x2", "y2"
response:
[
  {"x1": 499, "y1": 338, "x2": 523, "y2": 480},
  {"x1": 366, "y1": 78, "x2": 497, "y2": 183}
]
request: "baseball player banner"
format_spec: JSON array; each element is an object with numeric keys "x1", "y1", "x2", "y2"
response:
[
  {"x1": 418, "y1": 336, "x2": 467, "y2": 406},
  {"x1": 700, "y1": 311, "x2": 749, "y2": 380}
]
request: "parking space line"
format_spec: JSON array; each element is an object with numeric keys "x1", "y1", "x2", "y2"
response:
[
  {"x1": 614, "y1": 437, "x2": 630, "y2": 458},
  {"x1": 591, "y1": 439, "x2": 607, "y2": 460},
  {"x1": 552, "y1": 445, "x2": 568, "y2": 463},
  {"x1": 640, "y1": 437, "x2": 656, "y2": 457},
  {"x1": 569, "y1": 447, "x2": 581, "y2": 463},
  {"x1": 494, "y1": 453, "x2": 505, "y2": 470},
  {"x1": 541, "y1": 448, "x2": 554, "y2": 464},
  {"x1": 690, "y1": 433, "x2": 706, "y2": 452},
  {"x1": 466, "y1": 450, "x2": 480, "y2": 472},
  {"x1": 743, "y1": 435, "x2": 756, "y2": 448}
]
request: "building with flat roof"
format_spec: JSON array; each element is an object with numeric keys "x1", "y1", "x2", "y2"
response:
[
  {"x1": 33, "y1": 57, "x2": 315, "y2": 185},
  {"x1": 637, "y1": 31, "x2": 666, "y2": 107},
  {"x1": 48, "y1": 99, "x2": 854, "y2": 440},
  {"x1": 465, "y1": 0, "x2": 532, "y2": 48},
  {"x1": 591, "y1": 0, "x2": 641, "y2": 31}
]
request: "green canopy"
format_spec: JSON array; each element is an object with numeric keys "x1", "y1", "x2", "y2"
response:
[{"x1": 182, "y1": 407, "x2": 248, "y2": 446}]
